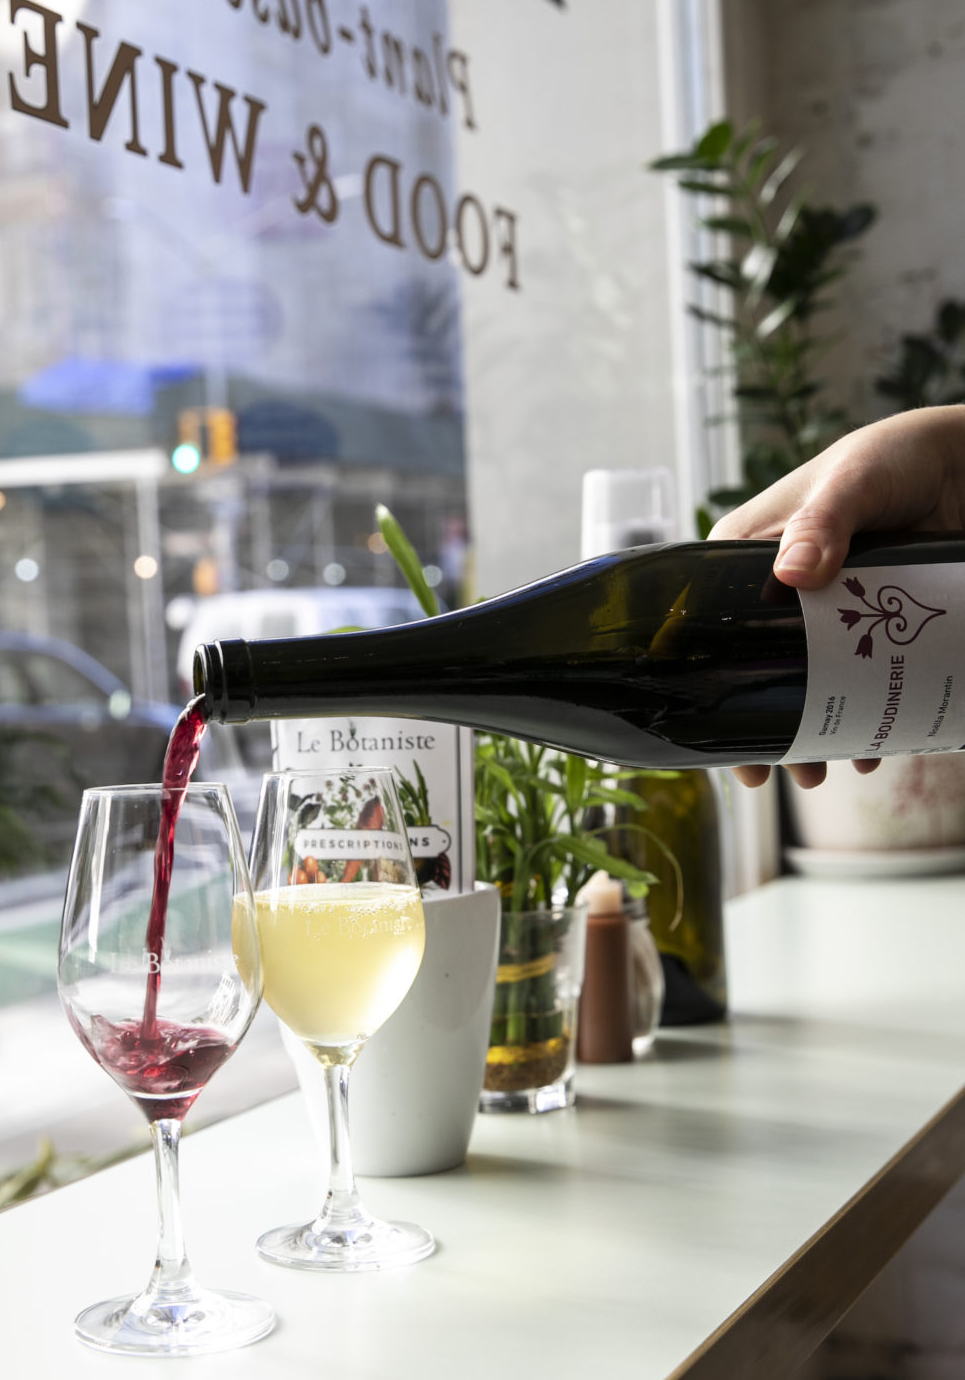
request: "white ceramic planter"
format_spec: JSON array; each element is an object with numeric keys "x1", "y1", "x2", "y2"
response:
[{"x1": 784, "y1": 754, "x2": 965, "y2": 863}]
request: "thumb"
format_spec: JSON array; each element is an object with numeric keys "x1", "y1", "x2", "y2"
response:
[{"x1": 772, "y1": 493, "x2": 867, "y2": 589}]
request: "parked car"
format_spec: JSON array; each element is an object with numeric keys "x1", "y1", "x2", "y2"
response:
[{"x1": 0, "y1": 632, "x2": 250, "y2": 877}]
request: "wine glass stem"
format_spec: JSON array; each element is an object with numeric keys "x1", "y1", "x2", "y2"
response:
[
  {"x1": 147, "y1": 1117, "x2": 198, "y2": 1301},
  {"x1": 319, "y1": 1062, "x2": 366, "y2": 1229}
]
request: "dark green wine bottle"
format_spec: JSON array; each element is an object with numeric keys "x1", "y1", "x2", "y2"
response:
[
  {"x1": 192, "y1": 533, "x2": 965, "y2": 770},
  {"x1": 610, "y1": 769, "x2": 726, "y2": 1024}
]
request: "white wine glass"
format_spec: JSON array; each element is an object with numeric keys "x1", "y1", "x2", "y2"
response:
[
  {"x1": 249, "y1": 767, "x2": 434, "y2": 1271},
  {"x1": 58, "y1": 782, "x2": 274, "y2": 1356}
]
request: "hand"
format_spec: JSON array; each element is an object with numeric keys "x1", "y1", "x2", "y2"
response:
[{"x1": 709, "y1": 405, "x2": 965, "y2": 787}]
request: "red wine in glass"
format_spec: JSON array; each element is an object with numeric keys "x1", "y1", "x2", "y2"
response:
[{"x1": 82, "y1": 1015, "x2": 238, "y2": 1122}]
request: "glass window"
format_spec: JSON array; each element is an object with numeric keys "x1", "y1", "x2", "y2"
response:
[
  {"x1": 19, "y1": 650, "x2": 105, "y2": 707},
  {"x1": 0, "y1": 650, "x2": 29, "y2": 705},
  {"x1": 0, "y1": 0, "x2": 683, "y2": 1204},
  {"x1": 0, "y1": 0, "x2": 471, "y2": 1200}
]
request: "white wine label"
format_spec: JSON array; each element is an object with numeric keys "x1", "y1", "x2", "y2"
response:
[
  {"x1": 782, "y1": 562, "x2": 965, "y2": 763},
  {"x1": 272, "y1": 717, "x2": 475, "y2": 894}
]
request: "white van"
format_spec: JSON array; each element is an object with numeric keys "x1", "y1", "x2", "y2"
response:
[{"x1": 174, "y1": 586, "x2": 431, "y2": 696}]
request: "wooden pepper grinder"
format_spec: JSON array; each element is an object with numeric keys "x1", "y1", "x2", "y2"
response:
[{"x1": 576, "y1": 870, "x2": 635, "y2": 1063}]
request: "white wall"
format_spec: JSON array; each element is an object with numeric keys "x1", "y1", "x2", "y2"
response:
[
  {"x1": 450, "y1": 1, "x2": 689, "y2": 596},
  {"x1": 722, "y1": 0, "x2": 965, "y2": 427}
]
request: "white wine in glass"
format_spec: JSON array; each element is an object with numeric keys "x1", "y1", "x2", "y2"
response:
[{"x1": 250, "y1": 767, "x2": 434, "y2": 1271}]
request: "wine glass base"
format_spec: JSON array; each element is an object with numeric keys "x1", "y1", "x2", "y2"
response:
[
  {"x1": 257, "y1": 1217, "x2": 435, "y2": 1272},
  {"x1": 73, "y1": 1287, "x2": 276, "y2": 1357}
]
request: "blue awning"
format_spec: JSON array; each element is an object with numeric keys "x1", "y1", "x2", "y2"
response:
[{"x1": 18, "y1": 359, "x2": 199, "y2": 416}]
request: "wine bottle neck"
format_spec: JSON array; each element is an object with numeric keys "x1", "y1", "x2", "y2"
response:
[{"x1": 194, "y1": 639, "x2": 257, "y2": 724}]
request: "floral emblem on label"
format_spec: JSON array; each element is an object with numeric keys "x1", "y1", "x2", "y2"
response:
[{"x1": 837, "y1": 576, "x2": 946, "y2": 658}]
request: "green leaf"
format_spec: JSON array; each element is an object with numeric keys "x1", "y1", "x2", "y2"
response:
[
  {"x1": 477, "y1": 759, "x2": 522, "y2": 803},
  {"x1": 563, "y1": 753, "x2": 589, "y2": 818},
  {"x1": 746, "y1": 450, "x2": 792, "y2": 490},
  {"x1": 758, "y1": 145, "x2": 805, "y2": 206},
  {"x1": 837, "y1": 203, "x2": 877, "y2": 240},
  {"x1": 745, "y1": 137, "x2": 780, "y2": 186},
  {"x1": 677, "y1": 177, "x2": 734, "y2": 196},
  {"x1": 549, "y1": 836, "x2": 655, "y2": 897},
  {"x1": 0, "y1": 1137, "x2": 56, "y2": 1208},
  {"x1": 648, "y1": 153, "x2": 716, "y2": 172},
  {"x1": 696, "y1": 119, "x2": 734, "y2": 161},
  {"x1": 731, "y1": 119, "x2": 763, "y2": 162},
  {"x1": 755, "y1": 297, "x2": 798, "y2": 339},
  {"x1": 707, "y1": 484, "x2": 756, "y2": 508},
  {"x1": 733, "y1": 383, "x2": 781, "y2": 401},
  {"x1": 687, "y1": 304, "x2": 739, "y2": 330},
  {"x1": 375, "y1": 504, "x2": 439, "y2": 617},
  {"x1": 796, "y1": 413, "x2": 848, "y2": 446},
  {"x1": 741, "y1": 242, "x2": 778, "y2": 292},
  {"x1": 775, "y1": 193, "x2": 807, "y2": 243},
  {"x1": 778, "y1": 381, "x2": 820, "y2": 405},
  {"x1": 585, "y1": 784, "x2": 656, "y2": 810},
  {"x1": 700, "y1": 215, "x2": 754, "y2": 237},
  {"x1": 691, "y1": 261, "x2": 742, "y2": 289},
  {"x1": 938, "y1": 299, "x2": 965, "y2": 343}
]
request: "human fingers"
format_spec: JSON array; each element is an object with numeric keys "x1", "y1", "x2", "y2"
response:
[
  {"x1": 731, "y1": 762, "x2": 825, "y2": 788},
  {"x1": 711, "y1": 464, "x2": 876, "y2": 592},
  {"x1": 731, "y1": 759, "x2": 880, "y2": 790},
  {"x1": 731, "y1": 764, "x2": 772, "y2": 788},
  {"x1": 784, "y1": 762, "x2": 829, "y2": 788}
]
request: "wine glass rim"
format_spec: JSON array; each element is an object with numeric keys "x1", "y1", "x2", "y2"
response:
[
  {"x1": 262, "y1": 767, "x2": 396, "y2": 785},
  {"x1": 82, "y1": 780, "x2": 231, "y2": 798}
]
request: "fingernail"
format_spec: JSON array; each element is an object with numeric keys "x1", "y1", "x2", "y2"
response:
[{"x1": 775, "y1": 541, "x2": 822, "y2": 575}]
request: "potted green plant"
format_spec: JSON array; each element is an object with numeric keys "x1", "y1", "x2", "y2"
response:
[
  {"x1": 649, "y1": 117, "x2": 875, "y2": 534},
  {"x1": 377, "y1": 506, "x2": 671, "y2": 1111},
  {"x1": 873, "y1": 297, "x2": 965, "y2": 410},
  {"x1": 473, "y1": 735, "x2": 671, "y2": 1110}
]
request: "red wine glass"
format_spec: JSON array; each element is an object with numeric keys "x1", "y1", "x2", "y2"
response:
[{"x1": 57, "y1": 782, "x2": 274, "y2": 1356}]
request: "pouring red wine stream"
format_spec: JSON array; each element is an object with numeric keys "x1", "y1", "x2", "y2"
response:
[{"x1": 141, "y1": 695, "x2": 209, "y2": 1038}]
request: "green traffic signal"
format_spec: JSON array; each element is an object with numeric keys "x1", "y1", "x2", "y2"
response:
[{"x1": 171, "y1": 442, "x2": 201, "y2": 474}]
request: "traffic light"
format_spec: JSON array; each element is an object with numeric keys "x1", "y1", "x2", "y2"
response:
[
  {"x1": 206, "y1": 408, "x2": 237, "y2": 465},
  {"x1": 174, "y1": 407, "x2": 237, "y2": 470},
  {"x1": 171, "y1": 441, "x2": 201, "y2": 474}
]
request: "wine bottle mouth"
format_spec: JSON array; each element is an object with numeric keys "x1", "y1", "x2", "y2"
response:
[{"x1": 193, "y1": 639, "x2": 256, "y2": 724}]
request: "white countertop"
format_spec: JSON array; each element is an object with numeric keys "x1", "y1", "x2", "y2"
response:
[{"x1": 3, "y1": 874, "x2": 965, "y2": 1380}]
